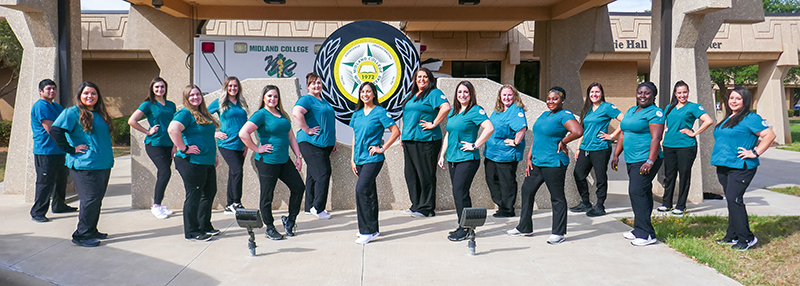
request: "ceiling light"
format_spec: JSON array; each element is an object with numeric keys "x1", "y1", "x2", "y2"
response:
[
  {"x1": 362, "y1": 0, "x2": 382, "y2": 5},
  {"x1": 263, "y1": 0, "x2": 286, "y2": 4},
  {"x1": 459, "y1": 0, "x2": 480, "y2": 5}
]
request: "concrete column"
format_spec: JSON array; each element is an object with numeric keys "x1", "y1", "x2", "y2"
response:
[
  {"x1": 756, "y1": 47, "x2": 796, "y2": 144},
  {"x1": 534, "y1": 6, "x2": 613, "y2": 112},
  {"x1": 649, "y1": 0, "x2": 764, "y2": 201},
  {"x1": 501, "y1": 30, "x2": 520, "y2": 85},
  {"x1": 124, "y1": 5, "x2": 192, "y2": 98},
  {"x1": 0, "y1": 1, "x2": 55, "y2": 198}
]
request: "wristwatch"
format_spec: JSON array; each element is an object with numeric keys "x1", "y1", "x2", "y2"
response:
[{"x1": 646, "y1": 159, "x2": 654, "y2": 164}]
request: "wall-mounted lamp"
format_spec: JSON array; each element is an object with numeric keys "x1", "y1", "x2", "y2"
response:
[
  {"x1": 362, "y1": 0, "x2": 382, "y2": 5},
  {"x1": 458, "y1": 0, "x2": 480, "y2": 5}
]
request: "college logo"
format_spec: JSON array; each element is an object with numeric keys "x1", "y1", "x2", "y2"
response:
[
  {"x1": 698, "y1": 105, "x2": 705, "y2": 111},
  {"x1": 264, "y1": 53, "x2": 297, "y2": 78},
  {"x1": 315, "y1": 20, "x2": 419, "y2": 124},
  {"x1": 656, "y1": 111, "x2": 664, "y2": 117}
]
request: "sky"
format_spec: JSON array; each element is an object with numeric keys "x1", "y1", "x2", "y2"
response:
[{"x1": 81, "y1": 0, "x2": 653, "y2": 12}]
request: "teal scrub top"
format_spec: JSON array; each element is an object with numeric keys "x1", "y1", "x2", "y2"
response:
[
  {"x1": 350, "y1": 106, "x2": 396, "y2": 165},
  {"x1": 208, "y1": 98, "x2": 247, "y2": 151},
  {"x1": 619, "y1": 104, "x2": 665, "y2": 164},
  {"x1": 173, "y1": 108, "x2": 217, "y2": 166},
  {"x1": 579, "y1": 102, "x2": 621, "y2": 151},
  {"x1": 52, "y1": 106, "x2": 114, "y2": 170},
  {"x1": 294, "y1": 94, "x2": 336, "y2": 147},
  {"x1": 484, "y1": 104, "x2": 527, "y2": 163},
  {"x1": 31, "y1": 99, "x2": 66, "y2": 155},
  {"x1": 663, "y1": 102, "x2": 707, "y2": 148},
  {"x1": 248, "y1": 108, "x2": 292, "y2": 165},
  {"x1": 445, "y1": 106, "x2": 489, "y2": 163},
  {"x1": 401, "y1": 88, "x2": 449, "y2": 142},
  {"x1": 137, "y1": 100, "x2": 177, "y2": 147},
  {"x1": 711, "y1": 112, "x2": 768, "y2": 169},
  {"x1": 530, "y1": 109, "x2": 575, "y2": 167}
]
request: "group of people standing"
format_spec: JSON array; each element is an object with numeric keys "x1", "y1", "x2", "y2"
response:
[{"x1": 29, "y1": 67, "x2": 775, "y2": 251}]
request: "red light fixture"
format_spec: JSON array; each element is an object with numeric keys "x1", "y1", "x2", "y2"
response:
[{"x1": 201, "y1": 42, "x2": 215, "y2": 53}]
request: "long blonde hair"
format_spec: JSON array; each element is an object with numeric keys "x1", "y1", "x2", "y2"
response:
[
  {"x1": 183, "y1": 85, "x2": 219, "y2": 127},
  {"x1": 494, "y1": 84, "x2": 526, "y2": 113}
]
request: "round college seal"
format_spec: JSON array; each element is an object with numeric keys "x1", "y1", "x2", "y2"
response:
[{"x1": 314, "y1": 20, "x2": 419, "y2": 124}]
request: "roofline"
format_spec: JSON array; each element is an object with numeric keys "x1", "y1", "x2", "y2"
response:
[{"x1": 81, "y1": 10, "x2": 129, "y2": 14}]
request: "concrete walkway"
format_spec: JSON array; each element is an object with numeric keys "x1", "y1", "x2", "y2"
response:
[{"x1": 1, "y1": 148, "x2": 798, "y2": 286}]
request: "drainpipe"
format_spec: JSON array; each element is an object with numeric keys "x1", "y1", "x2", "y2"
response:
[{"x1": 659, "y1": 0, "x2": 672, "y2": 108}]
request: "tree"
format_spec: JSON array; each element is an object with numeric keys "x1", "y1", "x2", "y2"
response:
[
  {"x1": 763, "y1": 0, "x2": 800, "y2": 13},
  {"x1": 0, "y1": 21, "x2": 22, "y2": 99}
]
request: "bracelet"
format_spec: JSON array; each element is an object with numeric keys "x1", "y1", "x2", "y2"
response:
[
  {"x1": 183, "y1": 145, "x2": 189, "y2": 152},
  {"x1": 752, "y1": 149, "x2": 760, "y2": 157}
]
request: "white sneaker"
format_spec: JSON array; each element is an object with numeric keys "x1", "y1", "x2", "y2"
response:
[
  {"x1": 622, "y1": 232, "x2": 636, "y2": 240},
  {"x1": 151, "y1": 205, "x2": 167, "y2": 219},
  {"x1": 546, "y1": 234, "x2": 565, "y2": 244},
  {"x1": 160, "y1": 205, "x2": 173, "y2": 215},
  {"x1": 506, "y1": 228, "x2": 533, "y2": 237},
  {"x1": 656, "y1": 206, "x2": 669, "y2": 212},
  {"x1": 311, "y1": 207, "x2": 331, "y2": 220},
  {"x1": 410, "y1": 211, "x2": 425, "y2": 218},
  {"x1": 402, "y1": 209, "x2": 412, "y2": 214},
  {"x1": 671, "y1": 209, "x2": 684, "y2": 215},
  {"x1": 224, "y1": 205, "x2": 235, "y2": 215},
  {"x1": 355, "y1": 232, "x2": 380, "y2": 244},
  {"x1": 631, "y1": 236, "x2": 657, "y2": 246}
]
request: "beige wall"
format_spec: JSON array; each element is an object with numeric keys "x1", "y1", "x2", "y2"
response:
[
  {"x1": 82, "y1": 59, "x2": 160, "y2": 118},
  {"x1": 580, "y1": 60, "x2": 639, "y2": 112}
]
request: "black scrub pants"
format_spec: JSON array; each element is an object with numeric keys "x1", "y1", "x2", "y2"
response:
[
  {"x1": 627, "y1": 159, "x2": 663, "y2": 239},
  {"x1": 145, "y1": 144, "x2": 173, "y2": 205},
  {"x1": 31, "y1": 154, "x2": 69, "y2": 218},
  {"x1": 356, "y1": 161, "x2": 384, "y2": 235},
  {"x1": 255, "y1": 160, "x2": 305, "y2": 225},
  {"x1": 484, "y1": 159, "x2": 518, "y2": 216},
  {"x1": 662, "y1": 146, "x2": 697, "y2": 211},
  {"x1": 717, "y1": 166, "x2": 757, "y2": 243},
  {"x1": 299, "y1": 142, "x2": 333, "y2": 213},
  {"x1": 70, "y1": 168, "x2": 111, "y2": 240},
  {"x1": 403, "y1": 140, "x2": 441, "y2": 216},
  {"x1": 573, "y1": 148, "x2": 611, "y2": 208},
  {"x1": 517, "y1": 164, "x2": 568, "y2": 235},
  {"x1": 219, "y1": 147, "x2": 244, "y2": 207},
  {"x1": 174, "y1": 157, "x2": 217, "y2": 238},
  {"x1": 448, "y1": 160, "x2": 480, "y2": 222}
]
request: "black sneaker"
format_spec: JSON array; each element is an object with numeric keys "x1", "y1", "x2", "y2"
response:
[
  {"x1": 52, "y1": 205, "x2": 78, "y2": 213},
  {"x1": 31, "y1": 216, "x2": 50, "y2": 223},
  {"x1": 715, "y1": 237, "x2": 738, "y2": 245},
  {"x1": 569, "y1": 202, "x2": 592, "y2": 213},
  {"x1": 586, "y1": 206, "x2": 606, "y2": 217},
  {"x1": 731, "y1": 237, "x2": 757, "y2": 251},
  {"x1": 265, "y1": 226, "x2": 285, "y2": 240},
  {"x1": 447, "y1": 228, "x2": 469, "y2": 242},
  {"x1": 205, "y1": 229, "x2": 221, "y2": 236},
  {"x1": 90, "y1": 232, "x2": 109, "y2": 239},
  {"x1": 281, "y1": 216, "x2": 296, "y2": 237},
  {"x1": 187, "y1": 234, "x2": 212, "y2": 242},
  {"x1": 492, "y1": 211, "x2": 514, "y2": 218},
  {"x1": 72, "y1": 237, "x2": 101, "y2": 247}
]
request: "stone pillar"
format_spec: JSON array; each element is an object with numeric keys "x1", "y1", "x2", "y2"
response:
[
  {"x1": 501, "y1": 30, "x2": 520, "y2": 85},
  {"x1": 756, "y1": 46, "x2": 796, "y2": 144},
  {"x1": 0, "y1": 1, "x2": 55, "y2": 198},
  {"x1": 124, "y1": 5, "x2": 192, "y2": 98},
  {"x1": 534, "y1": 6, "x2": 614, "y2": 112},
  {"x1": 649, "y1": 0, "x2": 764, "y2": 200}
]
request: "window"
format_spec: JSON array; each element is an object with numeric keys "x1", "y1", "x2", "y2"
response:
[
  {"x1": 514, "y1": 61, "x2": 540, "y2": 99},
  {"x1": 451, "y1": 61, "x2": 501, "y2": 84}
]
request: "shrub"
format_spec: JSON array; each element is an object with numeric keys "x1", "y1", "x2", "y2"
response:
[
  {"x1": 111, "y1": 116, "x2": 130, "y2": 146},
  {"x1": 0, "y1": 120, "x2": 11, "y2": 147},
  {"x1": 789, "y1": 109, "x2": 796, "y2": 117}
]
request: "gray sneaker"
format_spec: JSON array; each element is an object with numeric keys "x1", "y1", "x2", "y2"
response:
[{"x1": 546, "y1": 234, "x2": 565, "y2": 244}]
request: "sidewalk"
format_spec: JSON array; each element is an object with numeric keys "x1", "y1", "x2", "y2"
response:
[{"x1": 1, "y1": 149, "x2": 797, "y2": 286}]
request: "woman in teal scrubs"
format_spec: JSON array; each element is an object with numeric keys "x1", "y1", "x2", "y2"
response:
[
  {"x1": 128, "y1": 77, "x2": 177, "y2": 219},
  {"x1": 168, "y1": 85, "x2": 220, "y2": 242},
  {"x1": 508, "y1": 86, "x2": 582, "y2": 245},
  {"x1": 659, "y1": 80, "x2": 713, "y2": 215},
  {"x1": 611, "y1": 82, "x2": 664, "y2": 247},
  {"x1": 712, "y1": 86, "x2": 775, "y2": 251},
  {"x1": 293, "y1": 73, "x2": 337, "y2": 220},
  {"x1": 438, "y1": 80, "x2": 494, "y2": 242},
  {"x1": 570, "y1": 82, "x2": 622, "y2": 217},
  {"x1": 239, "y1": 85, "x2": 305, "y2": 241},
  {"x1": 208, "y1": 76, "x2": 249, "y2": 213},
  {"x1": 484, "y1": 84, "x2": 527, "y2": 217},
  {"x1": 349, "y1": 82, "x2": 401, "y2": 244},
  {"x1": 51, "y1": 82, "x2": 115, "y2": 247},
  {"x1": 401, "y1": 68, "x2": 451, "y2": 218}
]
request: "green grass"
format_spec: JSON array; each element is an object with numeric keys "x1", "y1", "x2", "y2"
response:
[
  {"x1": 769, "y1": 186, "x2": 800, "y2": 197},
  {"x1": 0, "y1": 151, "x2": 6, "y2": 182},
  {"x1": 622, "y1": 215, "x2": 800, "y2": 285},
  {"x1": 112, "y1": 146, "x2": 130, "y2": 158},
  {"x1": 780, "y1": 120, "x2": 800, "y2": 151}
]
